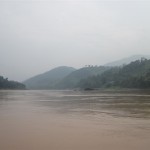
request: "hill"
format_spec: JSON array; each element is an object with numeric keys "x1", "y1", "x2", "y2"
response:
[
  {"x1": 23, "y1": 55, "x2": 150, "y2": 90},
  {"x1": 55, "y1": 66, "x2": 111, "y2": 89},
  {"x1": 105, "y1": 55, "x2": 150, "y2": 66},
  {"x1": 79, "y1": 58, "x2": 150, "y2": 89},
  {"x1": 0, "y1": 76, "x2": 25, "y2": 89},
  {"x1": 23, "y1": 66, "x2": 76, "y2": 89}
]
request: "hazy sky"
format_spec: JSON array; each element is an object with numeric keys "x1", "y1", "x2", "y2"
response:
[{"x1": 0, "y1": 0, "x2": 150, "y2": 81}]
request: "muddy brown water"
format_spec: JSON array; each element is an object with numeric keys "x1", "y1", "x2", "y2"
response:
[{"x1": 0, "y1": 90, "x2": 150, "y2": 150}]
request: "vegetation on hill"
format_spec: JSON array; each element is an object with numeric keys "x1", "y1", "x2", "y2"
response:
[
  {"x1": 105, "y1": 55, "x2": 150, "y2": 66},
  {"x1": 23, "y1": 57, "x2": 150, "y2": 90},
  {"x1": 79, "y1": 58, "x2": 150, "y2": 89},
  {"x1": 24, "y1": 65, "x2": 110, "y2": 89},
  {"x1": 23, "y1": 66, "x2": 76, "y2": 89},
  {"x1": 0, "y1": 76, "x2": 25, "y2": 89},
  {"x1": 55, "y1": 66, "x2": 111, "y2": 89}
]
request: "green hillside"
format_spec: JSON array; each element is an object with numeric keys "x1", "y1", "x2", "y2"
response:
[
  {"x1": 0, "y1": 76, "x2": 25, "y2": 89},
  {"x1": 23, "y1": 57, "x2": 150, "y2": 90},
  {"x1": 79, "y1": 58, "x2": 150, "y2": 89},
  {"x1": 105, "y1": 55, "x2": 150, "y2": 66},
  {"x1": 23, "y1": 66, "x2": 76, "y2": 89},
  {"x1": 55, "y1": 66, "x2": 110, "y2": 89},
  {"x1": 23, "y1": 66, "x2": 110, "y2": 89}
]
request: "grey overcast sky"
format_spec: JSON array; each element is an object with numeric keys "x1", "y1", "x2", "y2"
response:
[{"x1": 0, "y1": 0, "x2": 150, "y2": 81}]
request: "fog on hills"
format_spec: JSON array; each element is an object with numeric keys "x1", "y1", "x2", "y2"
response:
[{"x1": 0, "y1": 0, "x2": 150, "y2": 81}]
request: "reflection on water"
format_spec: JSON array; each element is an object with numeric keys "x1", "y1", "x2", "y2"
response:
[{"x1": 0, "y1": 90, "x2": 150, "y2": 150}]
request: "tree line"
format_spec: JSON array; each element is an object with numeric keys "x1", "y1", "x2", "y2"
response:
[
  {"x1": 78, "y1": 58, "x2": 150, "y2": 89},
  {"x1": 0, "y1": 76, "x2": 25, "y2": 89}
]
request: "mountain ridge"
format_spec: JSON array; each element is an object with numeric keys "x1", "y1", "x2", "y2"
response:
[
  {"x1": 23, "y1": 66, "x2": 76, "y2": 89},
  {"x1": 79, "y1": 58, "x2": 150, "y2": 89},
  {"x1": 23, "y1": 55, "x2": 150, "y2": 89},
  {"x1": 104, "y1": 55, "x2": 150, "y2": 66},
  {"x1": 54, "y1": 66, "x2": 110, "y2": 89}
]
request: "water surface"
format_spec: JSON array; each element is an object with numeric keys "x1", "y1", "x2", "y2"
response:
[{"x1": 0, "y1": 90, "x2": 150, "y2": 150}]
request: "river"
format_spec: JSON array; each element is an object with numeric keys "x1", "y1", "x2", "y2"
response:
[{"x1": 0, "y1": 90, "x2": 150, "y2": 150}]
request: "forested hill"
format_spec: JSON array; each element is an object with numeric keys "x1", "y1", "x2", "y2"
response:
[
  {"x1": 105, "y1": 55, "x2": 150, "y2": 66},
  {"x1": 79, "y1": 58, "x2": 150, "y2": 89},
  {"x1": 55, "y1": 66, "x2": 110, "y2": 89},
  {"x1": 0, "y1": 76, "x2": 25, "y2": 89},
  {"x1": 23, "y1": 66, "x2": 110, "y2": 89},
  {"x1": 23, "y1": 66, "x2": 76, "y2": 89}
]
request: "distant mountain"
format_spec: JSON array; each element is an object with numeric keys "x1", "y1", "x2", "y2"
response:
[
  {"x1": 23, "y1": 55, "x2": 150, "y2": 90},
  {"x1": 105, "y1": 55, "x2": 150, "y2": 66},
  {"x1": 79, "y1": 58, "x2": 150, "y2": 89},
  {"x1": 23, "y1": 66, "x2": 76, "y2": 89},
  {"x1": 23, "y1": 66, "x2": 110, "y2": 89},
  {"x1": 55, "y1": 66, "x2": 111, "y2": 89},
  {"x1": 0, "y1": 76, "x2": 25, "y2": 89}
]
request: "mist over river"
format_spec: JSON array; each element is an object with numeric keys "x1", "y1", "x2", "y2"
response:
[{"x1": 0, "y1": 90, "x2": 150, "y2": 150}]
